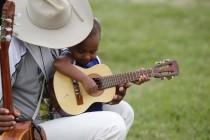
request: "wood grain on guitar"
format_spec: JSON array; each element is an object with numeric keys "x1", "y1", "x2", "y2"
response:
[
  {"x1": 50, "y1": 59, "x2": 179, "y2": 116},
  {"x1": 0, "y1": 1, "x2": 34, "y2": 140}
]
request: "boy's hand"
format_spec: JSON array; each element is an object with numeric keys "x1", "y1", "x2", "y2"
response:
[
  {"x1": 0, "y1": 108, "x2": 20, "y2": 132},
  {"x1": 81, "y1": 76, "x2": 98, "y2": 95},
  {"x1": 133, "y1": 75, "x2": 150, "y2": 85}
]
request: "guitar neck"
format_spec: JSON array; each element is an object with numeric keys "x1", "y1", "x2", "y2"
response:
[
  {"x1": 97, "y1": 68, "x2": 155, "y2": 90},
  {"x1": 0, "y1": 0, "x2": 15, "y2": 115},
  {"x1": 0, "y1": 42, "x2": 14, "y2": 114}
]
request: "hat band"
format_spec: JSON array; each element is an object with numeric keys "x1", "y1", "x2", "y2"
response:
[{"x1": 26, "y1": 6, "x2": 72, "y2": 30}]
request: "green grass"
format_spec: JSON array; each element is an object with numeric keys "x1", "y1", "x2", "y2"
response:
[{"x1": 90, "y1": 0, "x2": 210, "y2": 140}]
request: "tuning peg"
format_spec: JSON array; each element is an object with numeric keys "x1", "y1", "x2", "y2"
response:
[
  {"x1": 155, "y1": 61, "x2": 161, "y2": 64},
  {"x1": 164, "y1": 59, "x2": 170, "y2": 63},
  {"x1": 5, "y1": 35, "x2": 12, "y2": 41},
  {"x1": 4, "y1": 18, "x2": 12, "y2": 23},
  {"x1": 5, "y1": 27, "x2": 12, "y2": 32},
  {"x1": 162, "y1": 60, "x2": 166, "y2": 63},
  {"x1": 161, "y1": 77, "x2": 166, "y2": 80}
]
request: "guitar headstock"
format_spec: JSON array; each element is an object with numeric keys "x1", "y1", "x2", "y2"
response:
[
  {"x1": 1, "y1": 0, "x2": 15, "y2": 49},
  {"x1": 153, "y1": 59, "x2": 179, "y2": 80}
]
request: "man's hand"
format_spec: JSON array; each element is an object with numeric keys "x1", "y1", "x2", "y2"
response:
[
  {"x1": 0, "y1": 108, "x2": 20, "y2": 132},
  {"x1": 109, "y1": 75, "x2": 150, "y2": 105},
  {"x1": 109, "y1": 82, "x2": 131, "y2": 105}
]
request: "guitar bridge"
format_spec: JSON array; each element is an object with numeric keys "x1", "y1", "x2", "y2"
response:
[{"x1": 72, "y1": 80, "x2": 83, "y2": 105}]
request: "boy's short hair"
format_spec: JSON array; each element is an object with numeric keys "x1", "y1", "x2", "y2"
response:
[{"x1": 88, "y1": 18, "x2": 101, "y2": 39}]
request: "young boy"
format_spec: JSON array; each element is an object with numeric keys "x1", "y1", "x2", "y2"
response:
[{"x1": 53, "y1": 18, "x2": 149, "y2": 113}]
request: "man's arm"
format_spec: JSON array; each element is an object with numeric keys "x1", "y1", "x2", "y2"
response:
[{"x1": 109, "y1": 75, "x2": 149, "y2": 105}]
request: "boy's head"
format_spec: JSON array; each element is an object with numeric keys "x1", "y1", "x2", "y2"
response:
[{"x1": 70, "y1": 18, "x2": 101, "y2": 65}]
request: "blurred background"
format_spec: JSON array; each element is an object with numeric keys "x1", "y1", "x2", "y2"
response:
[
  {"x1": 90, "y1": 0, "x2": 210, "y2": 140},
  {"x1": 1, "y1": 0, "x2": 209, "y2": 139}
]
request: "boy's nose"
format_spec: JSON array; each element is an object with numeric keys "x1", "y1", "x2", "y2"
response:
[{"x1": 82, "y1": 54, "x2": 91, "y2": 59}]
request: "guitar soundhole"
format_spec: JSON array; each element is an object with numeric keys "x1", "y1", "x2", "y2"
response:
[{"x1": 89, "y1": 73, "x2": 104, "y2": 97}]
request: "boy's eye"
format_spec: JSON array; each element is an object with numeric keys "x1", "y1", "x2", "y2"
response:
[
  {"x1": 77, "y1": 49, "x2": 97, "y2": 54},
  {"x1": 77, "y1": 49, "x2": 85, "y2": 53},
  {"x1": 90, "y1": 50, "x2": 97, "y2": 54}
]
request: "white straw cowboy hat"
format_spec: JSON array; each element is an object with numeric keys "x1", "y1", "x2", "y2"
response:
[{"x1": 13, "y1": 0, "x2": 93, "y2": 49}]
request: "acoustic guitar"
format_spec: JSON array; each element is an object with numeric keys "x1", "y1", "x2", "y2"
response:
[
  {"x1": 50, "y1": 59, "x2": 179, "y2": 116},
  {"x1": 0, "y1": 1, "x2": 34, "y2": 140}
]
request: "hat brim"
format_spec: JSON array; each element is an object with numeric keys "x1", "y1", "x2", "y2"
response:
[{"x1": 13, "y1": 0, "x2": 93, "y2": 49}]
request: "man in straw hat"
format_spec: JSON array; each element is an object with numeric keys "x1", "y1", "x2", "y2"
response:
[{"x1": 0, "y1": 0, "x2": 147, "y2": 139}]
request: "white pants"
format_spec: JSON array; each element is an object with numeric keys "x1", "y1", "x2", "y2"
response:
[{"x1": 39, "y1": 101, "x2": 134, "y2": 140}]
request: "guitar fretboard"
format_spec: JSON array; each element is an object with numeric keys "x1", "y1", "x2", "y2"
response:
[{"x1": 96, "y1": 69, "x2": 155, "y2": 90}]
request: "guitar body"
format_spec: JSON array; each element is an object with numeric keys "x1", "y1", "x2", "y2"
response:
[
  {"x1": 52, "y1": 64, "x2": 116, "y2": 116},
  {"x1": 1, "y1": 122, "x2": 33, "y2": 140}
]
